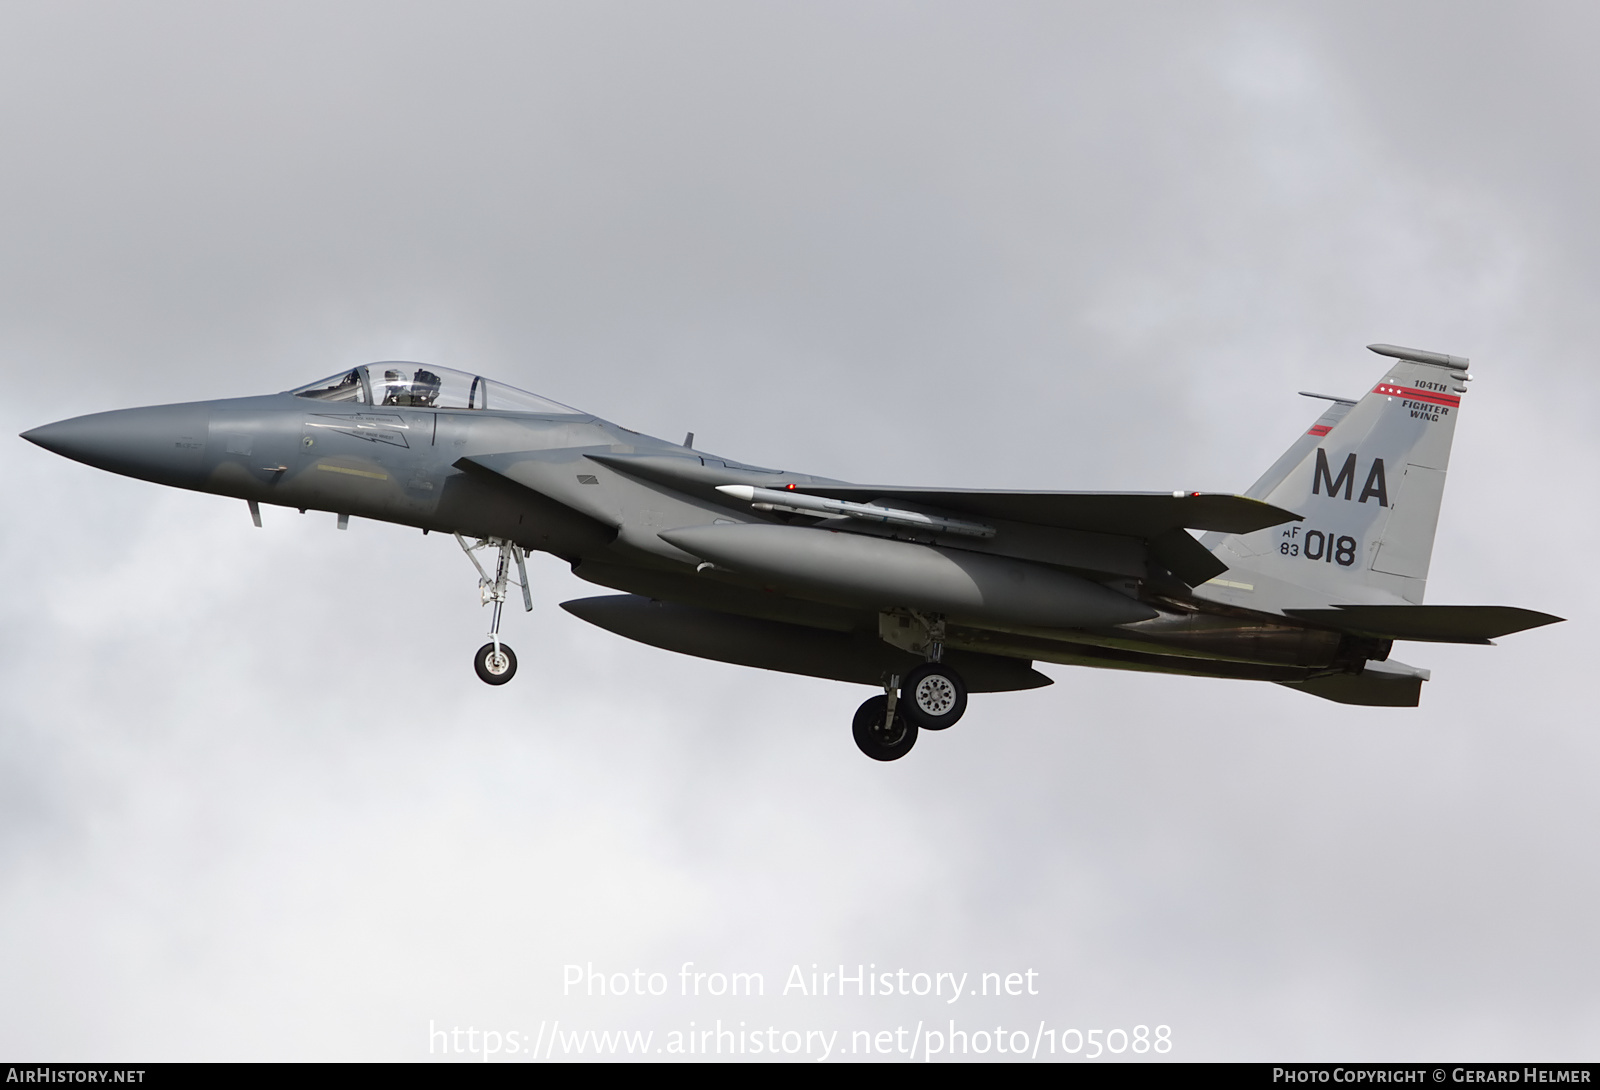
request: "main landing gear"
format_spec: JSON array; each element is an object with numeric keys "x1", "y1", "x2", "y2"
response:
[
  {"x1": 901, "y1": 662, "x2": 967, "y2": 731},
  {"x1": 852, "y1": 613, "x2": 969, "y2": 760},
  {"x1": 457, "y1": 534, "x2": 532, "y2": 686}
]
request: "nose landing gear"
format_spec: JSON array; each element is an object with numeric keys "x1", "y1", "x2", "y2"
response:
[{"x1": 457, "y1": 534, "x2": 532, "y2": 685}]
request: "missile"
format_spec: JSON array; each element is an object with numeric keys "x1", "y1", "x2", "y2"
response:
[
  {"x1": 657, "y1": 522, "x2": 1157, "y2": 630},
  {"x1": 715, "y1": 484, "x2": 996, "y2": 538}
]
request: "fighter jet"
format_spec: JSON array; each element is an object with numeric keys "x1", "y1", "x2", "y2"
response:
[{"x1": 21, "y1": 343, "x2": 1561, "y2": 760}]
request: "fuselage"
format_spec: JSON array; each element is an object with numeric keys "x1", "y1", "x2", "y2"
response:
[{"x1": 21, "y1": 373, "x2": 1372, "y2": 689}]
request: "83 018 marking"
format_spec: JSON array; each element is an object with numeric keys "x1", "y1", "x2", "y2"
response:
[{"x1": 1280, "y1": 528, "x2": 1357, "y2": 566}]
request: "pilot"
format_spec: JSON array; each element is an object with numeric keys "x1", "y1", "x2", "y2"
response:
[{"x1": 412, "y1": 368, "x2": 442, "y2": 407}]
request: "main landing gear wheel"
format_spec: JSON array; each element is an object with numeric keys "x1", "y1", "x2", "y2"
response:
[
  {"x1": 900, "y1": 663, "x2": 967, "y2": 731},
  {"x1": 474, "y1": 642, "x2": 518, "y2": 685},
  {"x1": 852, "y1": 695, "x2": 917, "y2": 762}
]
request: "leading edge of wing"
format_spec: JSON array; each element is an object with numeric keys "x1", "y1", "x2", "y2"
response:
[{"x1": 786, "y1": 486, "x2": 1302, "y2": 537}]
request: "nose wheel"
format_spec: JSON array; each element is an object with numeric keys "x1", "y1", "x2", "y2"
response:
[
  {"x1": 474, "y1": 642, "x2": 518, "y2": 684},
  {"x1": 457, "y1": 534, "x2": 533, "y2": 686}
]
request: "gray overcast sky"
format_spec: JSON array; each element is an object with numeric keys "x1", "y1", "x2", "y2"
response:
[{"x1": 1, "y1": 1, "x2": 1595, "y2": 1061}]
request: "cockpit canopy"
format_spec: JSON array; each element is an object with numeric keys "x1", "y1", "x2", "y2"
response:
[{"x1": 290, "y1": 363, "x2": 583, "y2": 415}]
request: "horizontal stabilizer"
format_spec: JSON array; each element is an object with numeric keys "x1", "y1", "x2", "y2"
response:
[
  {"x1": 1284, "y1": 604, "x2": 1564, "y2": 643},
  {"x1": 788, "y1": 486, "x2": 1300, "y2": 537},
  {"x1": 1277, "y1": 658, "x2": 1431, "y2": 707}
]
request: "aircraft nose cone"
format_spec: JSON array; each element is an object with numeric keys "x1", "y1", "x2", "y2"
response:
[
  {"x1": 22, "y1": 403, "x2": 212, "y2": 488},
  {"x1": 20, "y1": 419, "x2": 94, "y2": 457}
]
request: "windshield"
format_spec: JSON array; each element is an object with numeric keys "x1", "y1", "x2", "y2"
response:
[{"x1": 290, "y1": 364, "x2": 583, "y2": 414}]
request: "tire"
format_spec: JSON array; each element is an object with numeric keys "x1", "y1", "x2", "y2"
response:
[
  {"x1": 474, "y1": 642, "x2": 518, "y2": 685},
  {"x1": 900, "y1": 663, "x2": 967, "y2": 731},
  {"x1": 852, "y1": 695, "x2": 918, "y2": 761}
]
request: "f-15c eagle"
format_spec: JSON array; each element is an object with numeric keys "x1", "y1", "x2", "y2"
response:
[{"x1": 23, "y1": 343, "x2": 1561, "y2": 760}]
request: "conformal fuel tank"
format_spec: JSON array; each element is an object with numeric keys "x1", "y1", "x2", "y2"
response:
[{"x1": 658, "y1": 523, "x2": 1157, "y2": 630}]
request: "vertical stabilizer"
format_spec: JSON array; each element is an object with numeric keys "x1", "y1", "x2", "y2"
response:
[{"x1": 1208, "y1": 344, "x2": 1471, "y2": 606}]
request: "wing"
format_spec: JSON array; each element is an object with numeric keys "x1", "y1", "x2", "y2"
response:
[
  {"x1": 786, "y1": 486, "x2": 1301, "y2": 586},
  {"x1": 471, "y1": 448, "x2": 1304, "y2": 588}
]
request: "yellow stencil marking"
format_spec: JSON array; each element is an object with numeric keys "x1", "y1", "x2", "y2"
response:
[
  {"x1": 316, "y1": 463, "x2": 389, "y2": 481},
  {"x1": 1205, "y1": 578, "x2": 1255, "y2": 591}
]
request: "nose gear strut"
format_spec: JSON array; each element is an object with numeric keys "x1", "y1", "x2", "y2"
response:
[{"x1": 456, "y1": 534, "x2": 532, "y2": 685}]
